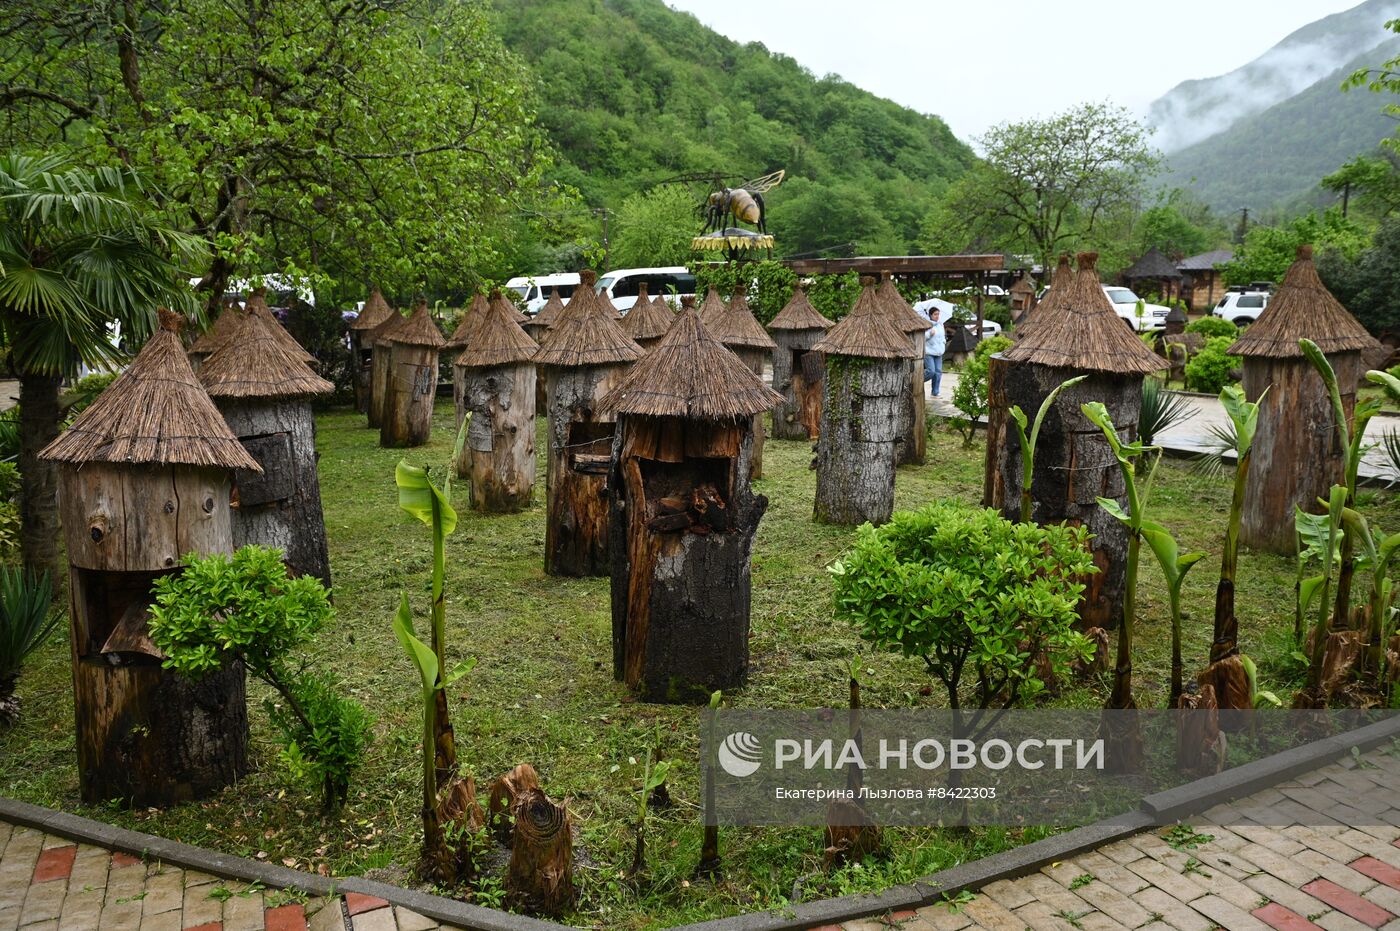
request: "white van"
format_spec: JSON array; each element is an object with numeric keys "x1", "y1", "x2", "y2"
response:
[
  {"x1": 596, "y1": 267, "x2": 697, "y2": 312},
  {"x1": 505, "y1": 273, "x2": 582, "y2": 315}
]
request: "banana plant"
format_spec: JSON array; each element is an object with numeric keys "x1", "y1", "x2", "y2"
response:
[
  {"x1": 397, "y1": 459, "x2": 459, "y2": 783},
  {"x1": 1209, "y1": 385, "x2": 1265, "y2": 670},
  {"x1": 1139, "y1": 523, "x2": 1206, "y2": 707},
  {"x1": 630, "y1": 730, "x2": 671, "y2": 878},
  {"x1": 393, "y1": 594, "x2": 476, "y2": 880},
  {"x1": 1306, "y1": 485, "x2": 1349, "y2": 690},
  {"x1": 697, "y1": 689, "x2": 722, "y2": 877},
  {"x1": 1009, "y1": 374, "x2": 1087, "y2": 523},
  {"x1": 1338, "y1": 507, "x2": 1400, "y2": 690},
  {"x1": 1240, "y1": 655, "x2": 1282, "y2": 708}
]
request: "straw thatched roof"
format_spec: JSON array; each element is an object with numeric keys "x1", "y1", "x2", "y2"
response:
[
  {"x1": 813, "y1": 278, "x2": 920, "y2": 360},
  {"x1": 1014, "y1": 254, "x2": 1072, "y2": 342},
  {"x1": 350, "y1": 288, "x2": 394, "y2": 332},
  {"x1": 619, "y1": 284, "x2": 676, "y2": 345},
  {"x1": 387, "y1": 300, "x2": 446, "y2": 348},
  {"x1": 41, "y1": 310, "x2": 262, "y2": 471},
  {"x1": 650, "y1": 291, "x2": 676, "y2": 315},
  {"x1": 1001, "y1": 253, "x2": 1165, "y2": 375},
  {"x1": 455, "y1": 292, "x2": 538, "y2": 367},
  {"x1": 1227, "y1": 245, "x2": 1373, "y2": 358},
  {"x1": 698, "y1": 286, "x2": 728, "y2": 328},
  {"x1": 1009, "y1": 276, "x2": 1037, "y2": 296},
  {"x1": 877, "y1": 276, "x2": 930, "y2": 334},
  {"x1": 532, "y1": 288, "x2": 567, "y2": 329},
  {"x1": 446, "y1": 293, "x2": 489, "y2": 350},
  {"x1": 1122, "y1": 248, "x2": 1183, "y2": 281},
  {"x1": 708, "y1": 286, "x2": 776, "y2": 351},
  {"x1": 598, "y1": 305, "x2": 781, "y2": 420},
  {"x1": 533, "y1": 270, "x2": 643, "y2": 367},
  {"x1": 199, "y1": 307, "x2": 334, "y2": 399},
  {"x1": 768, "y1": 286, "x2": 831, "y2": 331},
  {"x1": 246, "y1": 289, "x2": 315, "y2": 363},
  {"x1": 189, "y1": 301, "x2": 242, "y2": 357}
]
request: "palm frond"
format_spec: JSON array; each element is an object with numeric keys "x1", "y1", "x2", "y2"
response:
[
  {"x1": 1382, "y1": 429, "x2": 1400, "y2": 487},
  {"x1": 1192, "y1": 419, "x2": 1239, "y2": 478},
  {"x1": 0, "y1": 566, "x2": 58, "y2": 682},
  {"x1": 1138, "y1": 376, "x2": 1194, "y2": 446}
]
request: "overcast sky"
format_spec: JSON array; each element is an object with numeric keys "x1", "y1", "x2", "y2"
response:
[{"x1": 665, "y1": 0, "x2": 1364, "y2": 143}]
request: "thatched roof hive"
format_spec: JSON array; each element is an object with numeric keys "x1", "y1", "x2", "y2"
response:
[
  {"x1": 1227, "y1": 245, "x2": 1373, "y2": 358},
  {"x1": 446, "y1": 293, "x2": 489, "y2": 350},
  {"x1": 619, "y1": 285, "x2": 677, "y2": 345},
  {"x1": 876, "y1": 276, "x2": 929, "y2": 334},
  {"x1": 708, "y1": 285, "x2": 776, "y2": 351},
  {"x1": 199, "y1": 309, "x2": 334, "y2": 399},
  {"x1": 813, "y1": 278, "x2": 920, "y2": 360},
  {"x1": 768, "y1": 286, "x2": 831, "y2": 331},
  {"x1": 599, "y1": 306, "x2": 781, "y2": 420},
  {"x1": 189, "y1": 300, "x2": 243, "y2": 357},
  {"x1": 533, "y1": 288, "x2": 567, "y2": 328},
  {"x1": 533, "y1": 270, "x2": 643, "y2": 368},
  {"x1": 1001, "y1": 254, "x2": 1165, "y2": 374},
  {"x1": 456, "y1": 292, "x2": 538, "y2": 368},
  {"x1": 1014, "y1": 254, "x2": 1072, "y2": 342},
  {"x1": 386, "y1": 300, "x2": 446, "y2": 348},
  {"x1": 698, "y1": 286, "x2": 728, "y2": 328},
  {"x1": 1009, "y1": 276, "x2": 1038, "y2": 297},
  {"x1": 41, "y1": 310, "x2": 261, "y2": 470},
  {"x1": 245, "y1": 289, "x2": 315, "y2": 363},
  {"x1": 351, "y1": 288, "x2": 394, "y2": 332}
]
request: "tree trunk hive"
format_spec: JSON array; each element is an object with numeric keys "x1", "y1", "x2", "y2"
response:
[
  {"x1": 618, "y1": 282, "x2": 676, "y2": 353},
  {"x1": 812, "y1": 279, "x2": 920, "y2": 526},
  {"x1": 523, "y1": 289, "x2": 566, "y2": 413},
  {"x1": 451, "y1": 291, "x2": 538, "y2": 512},
  {"x1": 700, "y1": 285, "x2": 775, "y2": 480},
  {"x1": 600, "y1": 305, "x2": 781, "y2": 702},
  {"x1": 534, "y1": 270, "x2": 643, "y2": 577},
  {"x1": 877, "y1": 275, "x2": 931, "y2": 466},
  {"x1": 367, "y1": 305, "x2": 409, "y2": 430},
  {"x1": 986, "y1": 253, "x2": 1167, "y2": 629},
  {"x1": 197, "y1": 306, "x2": 336, "y2": 586},
  {"x1": 768, "y1": 286, "x2": 831, "y2": 440},
  {"x1": 348, "y1": 287, "x2": 394, "y2": 413},
  {"x1": 40, "y1": 310, "x2": 262, "y2": 806},
  {"x1": 447, "y1": 293, "x2": 489, "y2": 432},
  {"x1": 1227, "y1": 245, "x2": 1375, "y2": 554},
  {"x1": 380, "y1": 300, "x2": 446, "y2": 449},
  {"x1": 186, "y1": 298, "x2": 241, "y2": 371}
]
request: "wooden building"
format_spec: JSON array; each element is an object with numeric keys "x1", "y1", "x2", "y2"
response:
[
  {"x1": 453, "y1": 291, "x2": 538, "y2": 512},
  {"x1": 349, "y1": 288, "x2": 394, "y2": 413},
  {"x1": 600, "y1": 305, "x2": 781, "y2": 702},
  {"x1": 704, "y1": 284, "x2": 776, "y2": 479},
  {"x1": 198, "y1": 308, "x2": 335, "y2": 586},
  {"x1": 1009, "y1": 275, "x2": 1038, "y2": 323},
  {"x1": 767, "y1": 285, "x2": 831, "y2": 441},
  {"x1": 1228, "y1": 245, "x2": 1374, "y2": 554},
  {"x1": 534, "y1": 270, "x2": 643, "y2": 577},
  {"x1": 1178, "y1": 250, "x2": 1234, "y2": 312},
  {"x1": 986, "y1": 253, "x2": 1166, "y2": 629},
  {"x1": 381, "y1": 300, "x2": 446, "y2": 449},
  {"x1": 619, "y1": 283, "x2": 676, "y2": 352},
  {"x1": 40, "y1": 310, "x2": 260, "y2": 806},
  {"x1": 367, "y1": 306, "x2": 409, "y2": 430},
  {"x1": 812, "y1": 279, "x2": 919, "y2": 526},
  {"x1": 877, "y1": 275, "x2": 930, "y2": 466},
  {"x1": 1121, "y1": 248, "x2": 1184, "y2": 304}
]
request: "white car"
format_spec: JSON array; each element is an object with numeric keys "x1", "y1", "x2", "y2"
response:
[
  {"x1": 913, "y1": 298, "x2": 1003, "y2": 339},
  {"x1": 596, "y1": 267, "x2": 697, "y2": 312},
  {"x1": 505, "y1": 273, "x2": 581, "y2": 316},
  {"x1": 1102, "y1": 286, "x2": 1169, "y2": 332},
  {"x1": 1212, "y1": 290, "x2": 1269, "y2": 326}
]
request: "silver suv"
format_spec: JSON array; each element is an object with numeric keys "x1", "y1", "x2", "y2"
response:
[{"x1": 1213, "y1": 289, "x2": 1270, "y2": 326}]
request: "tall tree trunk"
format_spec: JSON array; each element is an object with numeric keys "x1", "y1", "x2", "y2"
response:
[{"x1": 18, "y1": 371, "x2": 61, "y2": 585}]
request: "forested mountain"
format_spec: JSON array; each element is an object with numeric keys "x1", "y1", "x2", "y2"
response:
[
  {"x1": 488, "y1": 0, "x2": 976, "y2": 257},
  {"x1": 1147, "y1": 0, "x2": 1400, "y2": 153},
  {"x1": 1160, "y1": 36, "x2": 1400, "y2": 212}
]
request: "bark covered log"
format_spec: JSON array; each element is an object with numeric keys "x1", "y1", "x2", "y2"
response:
[
  {"x1": 380, "y1": 344, "x2": 439, "y2": 448},
  {"x1": 454, "y1": 363, "x2": 535, "y2": 512},
  {"x1": 896, "y1": 334, "x2": 926, "y2": 465},
  {"x1": 771, "y1": 333, "x2": 824, "y2": 440},
  {"x1": 732, "y1": 347, "x2": 769, "y2": 479},
  {"x1": 487, "y1": 763, "x2": 540, "y2": 844},
  {"x1": 986, "y1": 362, "x2": 1141, "y2": 629},
  {"x1": 814, "y1": 356, "x2": 904, "y2": 526},
  {"x1": 544, "y1": 365, "x2": 626, "y2": 577},
  {"x1": 367, "y1": 343, "x2": 393, "y2": 428},
  {"x1": 1241, "y1": 353, "x2": 1357, "y2": 554},
  {"x1": 506, "y1": 788, "x2": 575, "y2": 917}
]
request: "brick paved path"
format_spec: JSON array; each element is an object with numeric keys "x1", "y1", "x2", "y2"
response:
[
  {"x1": 0, "y1": 822, "x2": 460, "y2": 930},
  {"x1": 825, "y1": 746, "x2": 1400, "y2": 931}
]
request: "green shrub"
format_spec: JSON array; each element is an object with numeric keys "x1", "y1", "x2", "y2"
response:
[
  {"x1": 0, "y1": 462, "x2": 19, "y2": 501},
  {"x1": 982, "y1": 302, "x2": 1013, "y2": 330},
  {"x1": 950, "y1": 334, "x2": 1013, "y2": 445},
  {"x1": 1184, "y1": 336, "x2": 1241, "y2": 394},
  {"x1": 692, "y1": 260, "x2": 800, "y2": 324},
  {"x1": 149, "y1": 545, "x2": 372, "y2": 809},
  {"x1": 831, "y1": 501, "x2": 1095, "y2": 715},
  {"x1": 0, "y1": 410, "x2": 17, "y2": 463},
  {"x1": 0, "y1": 567, "x2": 59, "y2": 724},
  {"x1": 63, "y1": 373, "x2": 117, "y2": 419},
  {"x1": 1184, "y1": 316, "x2": 1238, "y2": 340}
]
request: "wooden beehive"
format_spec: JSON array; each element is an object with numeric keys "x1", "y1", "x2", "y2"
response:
[
  {"x1": 767, "y1": 286, "x2": 831, "y2": 441},
  {"x1": 381, "y1": 300, "x2": 446, "y2": 449},
  {"x1": 702, "y1": 284, "x2": 775, "y2": 479},
  {"x1": 349, "y1": 287, "x2": 394, "y2": 413},
  {"x1": 877, "y1": 275, "x2": 931, "y2": 466}
]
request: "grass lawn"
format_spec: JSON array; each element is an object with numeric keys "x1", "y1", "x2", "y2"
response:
[{"x1": 4, "y1": 398, "x2": 1398, "y2": 928}]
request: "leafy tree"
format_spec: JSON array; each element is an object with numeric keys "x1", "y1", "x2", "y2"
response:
[
  {"x1": 935, "y1": 103, "x2": 1159, "y2": 271},
  {"x1": 950, "y1": 334, "x2": 1013, "y2": 446},
  {"x1": 1222, "y1": 210, "x2": 1367, "y2": 285},
  {"x1": 832, "y1": 501, "x2": 1094, "y2": 722},
  {"x1": 1321, "y1": 153, "x2": 1400, "y2": 219},
  {"x1": 1131, "y1": 191, "x2": 1228, "y2": 259},
  {"x1": 0, "y1": 0, "x2": 558, "y2": 308},
  {"x1": 0, "y1": 152, "x2": 203, "y2": 579},
  {"x1": 1318, "y1": 217, "x2": 1400, "y2": 334},
  {"x1": 612, "y1": 186, "x2": 698, "y2": 269},
  {"x1": 691, "y1": 260, "x2": 798, "y2": 324}
]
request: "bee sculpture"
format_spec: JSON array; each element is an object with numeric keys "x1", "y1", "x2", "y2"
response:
[{"x1": 700, "y1": 169, "x2": 785, "y2": 235}]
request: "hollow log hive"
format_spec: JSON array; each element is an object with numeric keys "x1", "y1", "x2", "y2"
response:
[
  {"x1": 767, "y1": 286, "x2": 831, "y2": 441},
  {"x1": 40, "y1": 310, "x2": 262, "y2": 806},
  {"x1": 601, "y1": 305, "x2": 781, "y2": 702},
  {"x1": 812, "y1": 279, "x2": 919, "y2": 526},
  {"x1": 349, "y1": 288, "x2": 394, "y2": 413},
  {"x1": 198, "y1": 306, "x2": 335, "y2": 585},
  {"x1": 535, "y1": 270, "x2": 642, "y2": 577},
  {"x1": 701, "y1": 285, "x2": 775, "y2": 480},
  {"x1": 381, "y1": 300, "x2": 446, "y2": 449},
  {"x1": 878, "y1": 275, "x2": 931, "y2": 466}
]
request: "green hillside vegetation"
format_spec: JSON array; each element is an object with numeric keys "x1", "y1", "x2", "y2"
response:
[
  {"x1": 489, "y1": 0, "x2": 976, "y2": 260},
  {"x1": 1164, "y1": 37, "x2": 1400, "y2": 212}
]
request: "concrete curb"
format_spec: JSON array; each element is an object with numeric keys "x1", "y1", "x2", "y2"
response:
[{"x1": 6, "y1": 714, "x2": 1399, "y2": 931}]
